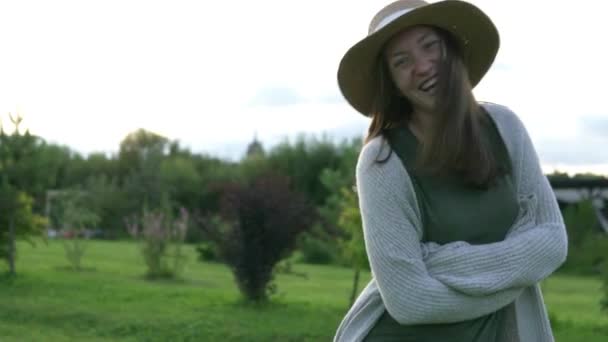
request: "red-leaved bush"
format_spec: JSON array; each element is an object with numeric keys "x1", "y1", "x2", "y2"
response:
[{"x1": 199, "y1": 173, "x2": 315, "y2": 302}]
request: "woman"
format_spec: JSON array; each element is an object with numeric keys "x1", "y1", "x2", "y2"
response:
[{"x1": 334, "y1": 1, "x2": 568, "y2": 341}]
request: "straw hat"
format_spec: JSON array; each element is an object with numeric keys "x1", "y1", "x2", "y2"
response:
[{"x1": 337, "y1": 0, "x2": 499, "y2": 116}]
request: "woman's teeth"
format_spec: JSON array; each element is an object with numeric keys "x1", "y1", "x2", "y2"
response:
[
  {"x1": 419, "y1": 84, "x2": 436, "y2": 93},
  {"x1": 418, "y1": 78, "x2": 437, "y2": 92},
  {"x1": 420, "y1": 84, "x2": 435, "y2": 92}
]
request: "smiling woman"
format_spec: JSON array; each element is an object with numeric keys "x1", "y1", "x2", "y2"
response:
[
  {"x1": 374, "y1": 24, "x2": 500, "y2": 187},
  {"x1": 334, "y1": 1, "x2": 568, "y2": 341},
  {"x1": 383, "y1": 27, "x2": 441, "y2": 111}
]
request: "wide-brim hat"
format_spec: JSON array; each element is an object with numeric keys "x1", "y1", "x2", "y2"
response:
[{"x1": 337, "y1": 0, "x2": 499, "y2": 116}]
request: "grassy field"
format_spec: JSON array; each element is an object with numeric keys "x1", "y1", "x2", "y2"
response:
[{"x1": 0, "y1": 240, "x2": 606, "y2": 341}]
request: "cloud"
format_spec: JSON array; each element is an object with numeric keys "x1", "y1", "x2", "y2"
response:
[
  {"x1": 537, "y1": 135, "x2": 608, "y2": 166},
  {"x1": 197, "y1": 119, "x2": 369, "y2": 162},
  {"x1": 249, "y1": 86, "x2": 306, "y2": 107},
  {"x1": 318, "y1": 91, "x2": 347, "y2": 105},
  {"x1": 580, "y1": 116, "x2": 608, "y2": 139},
  {"x1": 248, "y1": 85, "x2": 349, "y2": 108},
  {"x1": 489, "y1": 62, "x2": 513, "y2": 72},
  {"x1": 324, "y1": 121, "x2": 368, "y2": 141}
]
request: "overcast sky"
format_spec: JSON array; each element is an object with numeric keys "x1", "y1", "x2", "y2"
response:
[{"x1": 0, "y1": 0, "x2": 606, "y2": 175}]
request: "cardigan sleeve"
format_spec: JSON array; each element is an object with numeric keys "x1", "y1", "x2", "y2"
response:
[
  {"x1": 418, "y1": 106, "x2": 568, "y2": 296},
  {"x1": 356, "y1": 137, "x2": 523, "y2": 325}
]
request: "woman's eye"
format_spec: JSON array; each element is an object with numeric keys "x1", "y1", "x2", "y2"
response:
[
  {"x1": 424, "y1": 40, "x2": 439, "y2": 50},
  {"x1": 393, "y1": 58, "x2": 410, "y2": 68}
]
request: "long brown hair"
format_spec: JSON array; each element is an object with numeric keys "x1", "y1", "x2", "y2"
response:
[{"x1": 365, "y1": 27, "x2": 503, "y2": 188}]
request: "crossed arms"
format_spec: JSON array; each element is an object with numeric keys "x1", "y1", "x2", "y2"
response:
[{"x1": 356, "y1": 109, "x2": 567, "y2": 325}]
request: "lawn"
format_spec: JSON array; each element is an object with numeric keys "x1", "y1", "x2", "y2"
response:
[{"x1": 0, "y1": 240, "x2": 606, "y2": 341}]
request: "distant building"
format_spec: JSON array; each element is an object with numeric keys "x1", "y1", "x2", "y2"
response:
[{"x1": 245, "y1": 133, "x2": 265, "y2": 158}]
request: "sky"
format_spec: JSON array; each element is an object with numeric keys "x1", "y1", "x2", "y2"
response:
[{"x1": 0, "y1": 0, "x2": 607, "y2": 175}]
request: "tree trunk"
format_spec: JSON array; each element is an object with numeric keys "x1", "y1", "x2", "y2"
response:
[
  {"x1": 349, "y1": 267, "x2": 360, "y2": 306},
  {"x1": 8, "y1": 216, "x2": 15, "y2": 276}
]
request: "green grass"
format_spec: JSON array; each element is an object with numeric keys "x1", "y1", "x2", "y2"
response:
[{"x1": 0, "y1": 240, "x2": 607, "y2": 341}]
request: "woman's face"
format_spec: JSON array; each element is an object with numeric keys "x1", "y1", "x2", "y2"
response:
[{"x1": 384, "y1": 26, "x2": 443, "y2": 114}]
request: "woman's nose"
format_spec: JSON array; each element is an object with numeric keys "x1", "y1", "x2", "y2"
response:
[{"x1": 414, "y1": 57, "x2": 434, "y2": 76}]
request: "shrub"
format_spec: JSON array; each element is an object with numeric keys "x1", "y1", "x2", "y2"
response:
[
  {"x1": 563, "y1": 200, "x2": 597, "y2": 247},
  {"x1": 126, "y1": 207, "x2": 189, "y2": 280},
  {"x1": 195, "y1": 242, "x2": 220, "y2": 262},
  {"x1": 558, "y1": 200, "x2": 608, "y2": 275},
  {"x1": 559, "y1": 234, "x2": 608, "y2": 275},
  {"x1": 296, "y1": 231, "x2": 337, "y2": 265},
  {"x1": 57, "y1": 190, "x2": 100, "y2": 271},
  {"x1": 199, "y1": 173, "x2": 315, "y2": 302}
]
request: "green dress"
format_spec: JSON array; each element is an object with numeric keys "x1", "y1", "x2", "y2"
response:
[{"x1": 363, "y1": 114, "x2": 519, "y2": 342}]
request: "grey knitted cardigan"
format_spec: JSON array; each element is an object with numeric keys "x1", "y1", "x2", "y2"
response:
[{"x1": 334, "y1": 103, "x2": 568, "y2": 342}]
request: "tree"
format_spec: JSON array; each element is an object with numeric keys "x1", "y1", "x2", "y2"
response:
[
  {"x1": 0, "y1": 181, "x2": 47, "y2": 273},
  {"x1": 118, "y1": 129, "x2": 170, "y2": 213},
  {"x1": 266, "y1": 135, "x2": 344, "y2": 206},
  {"x1": 82, "y1": 174, "x2": 129, "y2": 239},
  {"x1": 194, "y1": 156, "x2": 240, "y2": 220},
  {"x1": 63, "y1": 151, "x2": 119, "y2": 190},
  {"x1": 160, "y1": 156, "x2": 202, "y2": 210},
  {"x1": 118, "y1": 128, "x2": 169, "y2": 165},
  {"x1": 315, "y1": 137, "x2": 367, "y2": 304},
  {"x1": 336, "y1": 187, "x2": 368, "y2": 305},
  {"x1": 0, "y1": 113, "x2": 48, "y2": 275}
]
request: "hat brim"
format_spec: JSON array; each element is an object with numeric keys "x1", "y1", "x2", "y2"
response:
[{"x1": 337, "y1": 0, "x2": 499, "y2": 116}]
